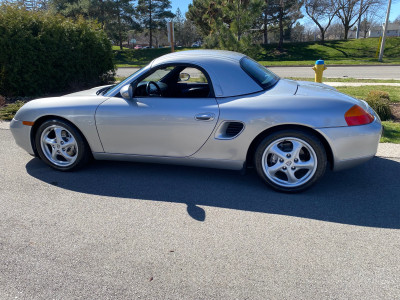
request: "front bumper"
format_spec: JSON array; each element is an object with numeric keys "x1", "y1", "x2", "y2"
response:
[
  {"x1": 10, "y1": 118, "x2": 35, "y2": 155},
  {"x1": 317, "y1": 115, "x2": 382, "y2": 171}
]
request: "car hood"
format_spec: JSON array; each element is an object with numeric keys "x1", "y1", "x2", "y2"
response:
[
  {"x1": 62, "y1": 85, "x2": 114, "y2": 97},
  {"x1": 13, "y1": 90, "x2": 110, "y2": 122}
]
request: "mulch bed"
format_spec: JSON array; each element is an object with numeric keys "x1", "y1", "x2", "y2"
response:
[{"x1": 390, "y1": 103, "x2": 400, "y2": 122}]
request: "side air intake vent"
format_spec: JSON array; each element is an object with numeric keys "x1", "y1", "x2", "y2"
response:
[
  {"x1": 225, "y1": 122, "x2": 244, "y2": 137},
  {"x1": 215, "y1": 121, "x2": 245, "y2": 140}
]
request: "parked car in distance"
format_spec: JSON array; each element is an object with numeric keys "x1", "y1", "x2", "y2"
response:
[
  {"x1": 10, "y1": 50, "x2": 382, "y2": 192},
  {"x1": 134, "y1": 45, "x2": 142, "y2": 50}
]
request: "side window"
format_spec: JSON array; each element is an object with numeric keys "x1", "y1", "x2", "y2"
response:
[
  {"x1": 178, "y1": 67, "x2": 208, "y2": 84},
  {"x1": 134, "y1": 65, "x2": 213, "y2": 98},
  {"x1": 143, "y1": 66, "x2": 174, "y2": 82},
  {"x1": 133, "y1": 66, "x2": 175, "y2": 97}
]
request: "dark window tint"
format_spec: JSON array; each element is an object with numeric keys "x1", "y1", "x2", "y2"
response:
[{"x1": 240, "y1": 57, "x2": 279, "y2": 89}]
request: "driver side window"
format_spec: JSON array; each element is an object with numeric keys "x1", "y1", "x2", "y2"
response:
[
  {"x1": 134, "y1": 65, "x2": 212, "y2": 98},
  {"x1": 134, "y1": 66, "x2": 174, "y2": 97},
  {"x1": 143, "y1": 67, "x2": 174, "y2": 82}
]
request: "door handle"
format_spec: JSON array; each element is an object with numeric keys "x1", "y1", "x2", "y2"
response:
[{"x1": 195, "y1": 113, "x2": 215, "y2": 121}]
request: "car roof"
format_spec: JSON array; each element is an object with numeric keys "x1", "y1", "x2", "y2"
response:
[
  {"x1": 150, "y1": 50, "x2": 263, "y2": 97},
  {"x1": 151, "y1": 49, "x2": 246, "y2": 65}
]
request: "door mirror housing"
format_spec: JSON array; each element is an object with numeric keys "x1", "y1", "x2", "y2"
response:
[
  {"x1": 120, "y1": 84, "x2": 133, "y2": 100},
  {"x1": 179, "y1": 72, "x2": 190, "y2": 81}
]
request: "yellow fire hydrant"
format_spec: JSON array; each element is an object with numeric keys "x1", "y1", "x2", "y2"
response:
[{"x1": 312, "y1": 59, "x2": 327, "y2": 83}]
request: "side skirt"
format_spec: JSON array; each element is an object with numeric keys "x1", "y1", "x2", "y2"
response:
[{"x1": 92, "y1": 152, "x2": 244, "y2": 171}]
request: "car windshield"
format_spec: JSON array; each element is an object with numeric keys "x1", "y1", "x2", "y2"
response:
[
  {"x1": 104, "y1": 66, "x2": 150, "y2": 97},
  {"x1": 240, "y1": 57, "x2": 279, "y2": 89}
]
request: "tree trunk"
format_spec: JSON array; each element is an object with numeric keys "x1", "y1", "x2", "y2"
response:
[
  {"x1": 149, "y1": 0, "x2": 153, "y2": 48},
  {"x1": 344, "y1": 25, "x2": 349, "y2": 40},
  {"x1": 319, "y1": 27, "x2": 325, "y2": 43},
  {"x1": 278, "y1": 5, "x2": 283, "y2": 50},
  {"x1": 263, "y1": 11, "x2": 268, "y2": 44},
  {"x1": 118, "y1": 11, "x2": 122, "y2": 50},
  {"x1": 99, "y1": 0, "x2": 105, "y2": 29},
  {"x1": 237, "y1": 0, "x2": 241, "y2": 41}
]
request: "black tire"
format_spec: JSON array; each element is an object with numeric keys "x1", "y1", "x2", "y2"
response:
[
  {"x1": 35, "y1": 119, "x2": 91, "y2": 171},
  {"x1": 254, "y1": 129, "x2": 327, "y2": 193}
]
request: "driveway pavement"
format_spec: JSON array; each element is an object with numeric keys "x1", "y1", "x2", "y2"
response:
[
  {"x1": 1, "y1": 127, "x2": 400, "y2": 299},
  {"x1": 116, "y1": 65, "x2": 400, "y2": 80}
]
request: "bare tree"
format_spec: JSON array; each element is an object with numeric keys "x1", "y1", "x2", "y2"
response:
[
  {"x1": 305, "y1": 0, "x2": 339, "y2": 42},
  {"x1": 291, "y1": 22, "x2": 305, "y2": 41},
  {"x1": 360, "y1": 7, "x2": 383, "y2": 37},
  {"x1": 334, "y1": 0, "x2": 381, "y2": 39},
  {"x1": 325, "y1": 21, "x2": 345, "y2": 39}
]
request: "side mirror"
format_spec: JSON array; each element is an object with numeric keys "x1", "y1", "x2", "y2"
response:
[
  {"x1": 179, "y1": 72, "x2": 190, "y2": 81},
  {"x1": 120, "y1": 84, "x2": 133, "y2": 100}
]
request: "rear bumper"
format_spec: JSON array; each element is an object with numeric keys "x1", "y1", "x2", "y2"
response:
[
  {"x1": 317, "y1": 117, "x2": 382, "y2": 171},
  {"x1": 10, "y1": 118, "x2": 35, "y2": 155}
]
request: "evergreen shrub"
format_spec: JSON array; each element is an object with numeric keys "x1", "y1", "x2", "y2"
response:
[{"x1": 0, "y1": 5, "x2": 115, "y2": 97}]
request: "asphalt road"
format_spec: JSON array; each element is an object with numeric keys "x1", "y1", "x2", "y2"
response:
[
  {"x1": 116, "y1": 65, "x2": 400, "y2": 79},
  {"x1": 1, "y1": 128, "x2": 400, "y2": 299}
]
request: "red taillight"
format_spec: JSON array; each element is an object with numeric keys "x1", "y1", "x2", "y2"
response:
[{"x1": 345, "y1": 105, "x2": 374, "y2": 126}]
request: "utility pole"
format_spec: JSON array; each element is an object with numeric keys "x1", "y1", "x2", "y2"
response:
[
  {"x1": 378, "y1": 0, "x2": 392, "y2": 62},
  {"x1": 356, "y1": 0, "x2": 363, "y2": 39}
]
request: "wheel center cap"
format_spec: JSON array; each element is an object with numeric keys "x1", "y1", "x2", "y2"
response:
[
  {"x1": 57, "y1": 144, "x2": 60, "y2": 149},
  {"x1": 285, "y1": 160, "x2": 292, "y2": 166}
]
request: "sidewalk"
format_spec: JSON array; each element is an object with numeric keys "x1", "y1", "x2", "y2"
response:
[
  {"x1": 0, "y1": 120, "x2": 10, "y2": 130},
  {"x1": 377, "y1": 143, "x2": 400, "y2": 158}
]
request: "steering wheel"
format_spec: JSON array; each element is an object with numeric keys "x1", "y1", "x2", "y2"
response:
[{"x1": 146, "y1": 81, "x2": 162, "y2": 96}]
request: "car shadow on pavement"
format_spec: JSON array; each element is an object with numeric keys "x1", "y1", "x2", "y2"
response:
[{"x1": 26, "y1": 156, "x2": 400, "y2": 228}]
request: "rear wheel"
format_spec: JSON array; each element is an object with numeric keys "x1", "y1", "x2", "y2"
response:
[
  {"x1": 254, "y1": 129, "x2": 327, "y2": 192},
  {"x1": 35, "y1": 119, "x2": 90, "y2": 171}
]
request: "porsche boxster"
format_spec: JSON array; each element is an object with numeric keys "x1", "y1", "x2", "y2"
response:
[{"x1": 10, "y1": 50, "x2": 382, "y2": 192}]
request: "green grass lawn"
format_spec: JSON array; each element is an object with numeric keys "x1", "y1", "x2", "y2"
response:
[
  {"x1": 287, "y1": 77, "x2": 400, "y2": 83},
  {"x1": 114, "y1": 38, "x2": 400, "y2": 67},
  {"x1": 381, "y1": 121, "x2": 400, "y2": 143},
  {"x1": 336, "y1": 86, "x2": 400, "y2": 102},
  {"x1": 112, "y1": 45, "x2": 130, "y2": 50},
  {"x1": 257, "y1": 37, "x2": 400, "y2": 65}
]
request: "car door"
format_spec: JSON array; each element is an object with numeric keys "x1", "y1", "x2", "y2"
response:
[{"x1": 95, "y1": 66, "x2": 219, "y2": 157}]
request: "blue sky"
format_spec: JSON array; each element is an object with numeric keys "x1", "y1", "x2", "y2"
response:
[
  {"x1": 170, "y1": 0, "x2": 192, "y2": 14},
  {"x1": 170, "y1": 0, "x2": 400, "y2": 22}
]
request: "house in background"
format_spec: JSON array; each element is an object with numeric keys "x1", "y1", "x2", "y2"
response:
[{"x1": 368, "y1": 24, "x2": 400, "y2": 38}]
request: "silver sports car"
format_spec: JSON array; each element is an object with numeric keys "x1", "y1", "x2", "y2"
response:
[{"x1": 10, "y1": 50, "x2": 382, "y2": 192}]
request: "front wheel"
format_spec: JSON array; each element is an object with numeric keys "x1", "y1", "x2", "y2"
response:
[
  {"x1": 254, "y1": 130, "x2": 327, "y2": 193},
  {"x1": 35, "y1": 119, "x2": 90, "y2": 171}
]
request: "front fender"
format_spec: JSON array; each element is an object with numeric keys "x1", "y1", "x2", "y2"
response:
[{"x1": 13, "y1": 96, "x2": 107, "y2": 153}]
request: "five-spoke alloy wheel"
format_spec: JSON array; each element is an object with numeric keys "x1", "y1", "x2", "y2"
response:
[
  {"x1": 255, "y1": 130, "x2": 327, "y2": 192},
  {"x1": 35, "y1": 119, "x2": 90, "y2": 171}
]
